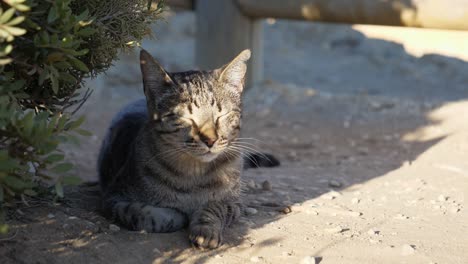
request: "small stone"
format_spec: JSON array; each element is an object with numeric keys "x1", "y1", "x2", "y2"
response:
[
  {"x1": 250, "y1": 256, "x2": 261, "y2": 263},
  {"x1": 247, "y1": 180, "x2": 256, "y2": 189},
  {"x1": 322, "y1": 191, "x2": 341, "y2": 200},
  {"x1": 109, "y1": 224, "x2": 120, "y2": 232},
  {"x1": 280, "y1": 206, "x2": 292, "y2": 214},
  {"x1": 401, "y1": 244, "x2": 416, "y2": 256},
  {"x1": 245, "y1": 207, "x2": 258, "y2": 216},
  {"x1": 328, "y1": 179, "x2": 342, "y2": 188},
  {"x1": 325, "y1": 226, "x2": 347, "y2": 234},
  {"x1": 47, "y1": 213, "x2": 55, "y2": 219},
  {"x1": 367, "y1": 229, "x2": 380, "y2": 236},
  {"x1": 305, "y1": 210, "x2": 319, "y2": 215},
  {"x1": 348, "y1": 211, "x2": 362, "y2": 217},
  {"x1": 394, "y1": 214, "x2": 409, "y2": 220},
  {"x1": 261, "y1": 180, "x2": 272, "y2": 191},
  {"x1": 437, "y1": 195, "x2": 448, "y2": 202},
  {"x1": 351, "y1": 198, "x2": 360, "y2": 204},
  {"x1": 68, "y1": 216, "x2": 78, "y2": 220},
  {"x1": 357, "y1": 147, "x2": 369, "y2": 155},
  {"x1": 300, "y1": 256, "x2": 317, "y2": 264}
]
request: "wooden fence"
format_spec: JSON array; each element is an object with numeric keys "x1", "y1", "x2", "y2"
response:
[{"x1": 166, "y1": 0, "x2": 468, "y2": 87}]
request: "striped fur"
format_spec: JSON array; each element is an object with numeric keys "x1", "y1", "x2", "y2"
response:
[{"x1": 98, "y1": 49, "x2": 274, "y2": 249}]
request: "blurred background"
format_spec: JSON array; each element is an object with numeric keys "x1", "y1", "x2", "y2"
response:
[{"x1": 8, "y1": 1, "x2": 468, "y2": 263}]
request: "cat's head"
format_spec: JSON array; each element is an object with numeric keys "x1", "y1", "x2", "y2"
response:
[{"x1": 139, "y1": 49, "x2": 250, "y2": 162}]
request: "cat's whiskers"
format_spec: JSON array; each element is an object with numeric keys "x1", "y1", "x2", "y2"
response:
[{"x1": 231, "y1": 140, "x2": 275, "y2": 164}]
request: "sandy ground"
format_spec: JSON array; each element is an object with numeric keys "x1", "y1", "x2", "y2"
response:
[{"x1": 1, "y1": 11, "x2": 468, "y2": 264}]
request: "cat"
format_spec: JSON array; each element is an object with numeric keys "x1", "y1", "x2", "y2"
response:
[{"x1": 97, "y1": 49, "x2": 278, "y2": 249}]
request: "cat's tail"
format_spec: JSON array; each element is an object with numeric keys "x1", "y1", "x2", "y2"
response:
[{"x1": 243, "y1": 152, "x2": 280, "y2": 169}]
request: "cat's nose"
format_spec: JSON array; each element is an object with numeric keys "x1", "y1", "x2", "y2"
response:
[{"x1": 200, "y1": 134, "x2": 217, "y2": 148}]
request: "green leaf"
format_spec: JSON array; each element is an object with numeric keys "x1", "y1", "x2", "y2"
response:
[
  {"x1": 6, "y1": 16, "x2": 25, "y2": 26},
  {"x1": 0, "y1": 44, "x2": 13, "y2": 56},
  {"x1": 3, "y1": 175, "x2": 26, "y2": 190},
  {"x1": 0, "y1": 8, "x2": 15, "y2": 24},
  {"x1": 8, "y1": 80, "x2": 25, "y2": 92},
  {"x1": 23, "y1": 189, "x2": 37, "y2": 196},
  {"x1": 50, "y1": 75, "x2": 59, "y2": 94},
  {"x1": 76, "y1": 27, "x2": 95, "y2": 37},
  {"x1": 45, "y1": 154, "x2": 65, "y2": 163},
  {"x1": 3, "y1": 25, "x2": 26, "y2": 36},
  {"x1": 76, "y1": 9, "x2": 89, "y2": 21},
  {"x1": 55, "y1": 181, "x2": 63, "y2": 198},
  {"x1": 0, "y1": 224, "x2": 8, "y2": 234},
  {"x1": 75, "y1": 128, "x2": 92, "y2": 136},
  {"x1": 22, "y1": 111, "x2": 34, "y2": 136},
  {"x1": 51, "y1": 162, "x2": 73, "y2": 173},
  {"x1": 56, "y1": 114, "x2": 68, "y2": 131},
  {"x1": 54, "y1": 61, "x2": 71, "y2": 70},
  {"x1": 38, "y1": 68, "x2": 49, "y2": 85},
  {"x1": 47, "y1": 6, "x2": 58, "y2": 23},
  {"x1": 67, "y1": 56, "x2": 89, "y2": 72},
  {"x1": 0, "y1": 58, "x2": 12, "y2": 65},
  {"x1": 0, "y1": 159, "x2": 19, "y2": 171},
  {"x1": 66, "y1": 115, "x2": 85, "y2": 130},
  {"x1": 58, "y1": 72, "x2": 76, "y2": 84},
  {"x1": 62, "y1": 175, "x2": 81, "y2": 185}
]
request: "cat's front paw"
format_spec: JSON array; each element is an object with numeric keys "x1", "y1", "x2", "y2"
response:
[{"x1": 189, "y1": 224, "x2": 223, "y2": 249}]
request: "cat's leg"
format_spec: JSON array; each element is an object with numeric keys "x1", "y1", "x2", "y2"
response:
[
  {"x1": 104, "y1": 197, "x2": 188, "y2": 233},
  {"x1": 189, "y1": 201, "x2": 242, "y2": 249}
]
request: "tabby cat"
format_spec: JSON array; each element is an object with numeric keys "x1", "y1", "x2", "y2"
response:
[{"x1": 98, "y1": 49, "x2": 277, "y2": 249}]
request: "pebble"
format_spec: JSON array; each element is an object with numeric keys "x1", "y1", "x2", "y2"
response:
[
  {"x1": 328, "y1": 179, "x2": 342, "y2": 188},
  {"x1": 322, "y1": 191, "x2": 342, "y2": 200},
  {"x1": 262, "y1": 180, "x2": 272, "y2": 191},
  {"x1": 247, "y1": 180, "x2": 257, "y2": 189},
  {"x1": 367, "y1": 229, "x2": 380, "y2": 236},
  {"x1": 300, "y1": 256, "x2": 318, "y2": 264},
  {"x1": 280, "y1": 206, "x2": 292, "y2": 214},
  {"x1": 325, "y1": 226, "x2": 347, "y2": 234},
  {"x1": 250, "y1": 256, "x2": 261, "y2": 263},
  {"x1": 401, "y1": 244, "x2": 416, "y2": 256},
  {"x1": 109, "y1": 224, "x2": 120, "y2": 232},
  {"x1": 394, "y1": 214, "x2": 409, "y2": 220},
  {"x1": 245, "y1": 207, "x2": 258, "y2": 216},
  {"x1": 305, "y1": 210, "x2": 319, "y2": 215},
  {"x1": 47, "y1": 213, "x2": 55, "y2": 219},
  {"x1": 437, "y1": 195, "x2": 448, "y2": 202}
]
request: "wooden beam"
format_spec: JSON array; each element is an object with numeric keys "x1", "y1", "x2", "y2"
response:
[
  {"x1": 237, "y1": 0, "x2": 468, "y2": 31},
  {"x1": 195, "y1": 0, "x2": 263, "y2": 88}
]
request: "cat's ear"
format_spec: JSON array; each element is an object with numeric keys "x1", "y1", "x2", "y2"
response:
[
  {"x1": 217, "y1": 49, "x2": 251, "y2": 94},
  {"x1": 140, "y1": 49, "x2": 175, "y2": 97}
]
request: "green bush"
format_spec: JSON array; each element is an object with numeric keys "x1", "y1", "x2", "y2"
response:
[{"x1": 0, "y1": 0, "x2": 164, "y2": 232}]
